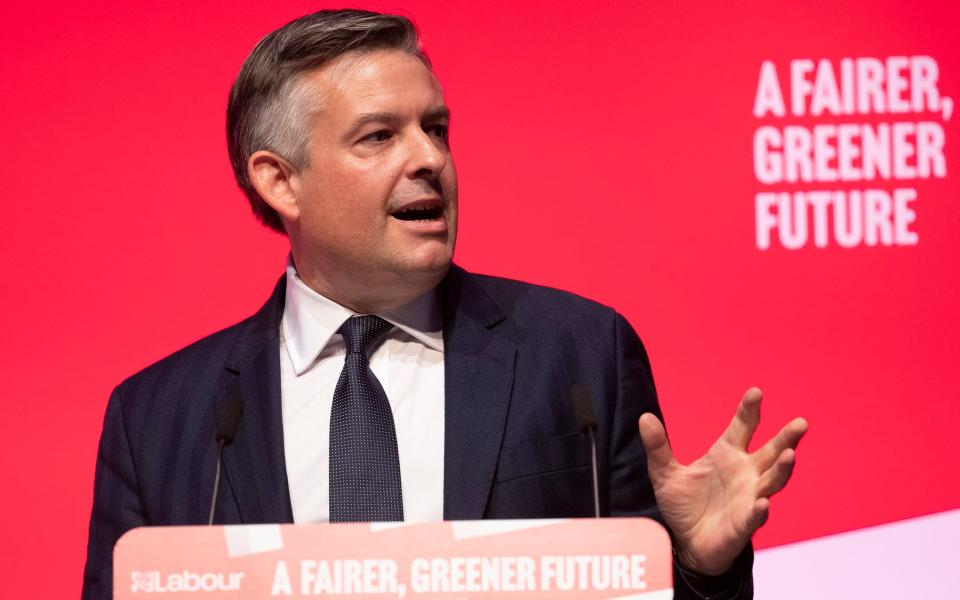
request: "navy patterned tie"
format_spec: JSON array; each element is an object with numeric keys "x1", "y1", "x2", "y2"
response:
[{"x1": 329, "y1": 315, "x2": 404, "y2": 522}]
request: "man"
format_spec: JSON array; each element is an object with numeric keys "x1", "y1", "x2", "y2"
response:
[{"x1": 83, "y1": 9, "x2": 806, "y2": 599}]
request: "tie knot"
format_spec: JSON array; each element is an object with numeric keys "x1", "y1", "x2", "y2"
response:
[{"x1": 338, "y1": 315, "x2": 393, "y2": 358}]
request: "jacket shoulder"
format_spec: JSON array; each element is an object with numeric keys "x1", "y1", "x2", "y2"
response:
[
  {"x1": 113, "y1": 277, "x2": 285, "y2": 399},
  {"x1": 112, "y1": 317, "x2": 251, "y2": 401},
  {"x1": 466, "y1": 271, "x2": 620, "y2": 324}
]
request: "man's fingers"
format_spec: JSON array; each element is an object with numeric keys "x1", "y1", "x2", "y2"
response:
[
  {"x1": 757, "y1": 448, "x2": 797, "y2": 498},
  {"x1": 753, "y1": 417, "x2": 808, "y2": 471},
  {"x1": 721, "y1": 387, "x2": 763, "y2": 449},
  {"x1": 638, "y1": 413, "x2": 679, "y2": 483},
  {"x1": 743, "y1": 497, "x2": 770, "y2": 535}
]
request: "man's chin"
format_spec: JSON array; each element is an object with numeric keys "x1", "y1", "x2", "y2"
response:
[
  {"x1": 402, "y1": 232, "x2": 454, "y2": 261},
  {"x1": 403, "y1": 249, "x2": 454, "y2": 278},
  {"x1": 392, "y1": 242, "x2": 454, "y2": 281}
]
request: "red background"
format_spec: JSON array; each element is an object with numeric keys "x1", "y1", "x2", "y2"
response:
[{"x1": 1, "y1": 1, "x2": 958, "y2": 597}]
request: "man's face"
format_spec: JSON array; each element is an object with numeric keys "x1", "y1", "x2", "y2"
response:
[{"x1": 288, "y1": 49, "x2": 457, "y2": 306}]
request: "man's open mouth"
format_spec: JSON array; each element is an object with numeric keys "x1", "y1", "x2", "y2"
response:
[{"x1": 390, "y1": 201, "x2": 444, "y2": 221}]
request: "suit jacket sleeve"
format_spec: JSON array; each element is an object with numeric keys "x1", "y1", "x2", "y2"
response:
[{"x1": 82, "y1": 383, "x2": 146, "y2": 600}]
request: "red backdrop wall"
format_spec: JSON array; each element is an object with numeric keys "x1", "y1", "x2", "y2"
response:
[{"x1": 1, "y1": 1, "x2": 957, "y2": 597}]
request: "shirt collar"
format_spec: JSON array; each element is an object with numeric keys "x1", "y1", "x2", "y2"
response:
[{"x1": 282, "y1": 261, "x2": 444, "y2": 375}]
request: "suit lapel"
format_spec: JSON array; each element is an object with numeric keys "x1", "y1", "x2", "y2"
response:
[
  {"x1": 441, "y1": 266, "x2": 516, "y2": 520},
  {"x1": 220, "y1": 277, "x2": 294, "y2": 524}
]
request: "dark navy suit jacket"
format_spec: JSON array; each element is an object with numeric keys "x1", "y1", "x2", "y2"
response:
[{"x1": 82, "y1": 266, "x2": 752, "y2": 599}]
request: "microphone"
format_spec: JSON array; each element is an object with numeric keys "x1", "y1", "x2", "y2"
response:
[
  {"x1": 209, "y1": 390, "x2": 245, "y2": 525},
  {"x1": 571, "y1": 383, "x2": 600, "y2": 518}
]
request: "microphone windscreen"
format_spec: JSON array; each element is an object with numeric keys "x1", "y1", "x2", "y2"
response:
[
  {"x1": 216, "y1": 391, "x2": 245, "y2": 444},
  {"x1": 571, "y1": 383, "x2": 597, "y2": 431}
]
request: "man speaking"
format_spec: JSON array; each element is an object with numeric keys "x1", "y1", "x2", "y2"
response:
[{"x1": 83, "y1": 9, "x2": 807, "y2": 599}]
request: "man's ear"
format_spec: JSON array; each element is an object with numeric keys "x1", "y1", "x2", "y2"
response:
[{"x1": 248, "y1": 150, "x2": 301, "y2": 222}]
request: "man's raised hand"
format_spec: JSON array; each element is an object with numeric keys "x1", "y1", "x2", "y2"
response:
[{"x1": 638, "y1": 387, "x2": 808, "y2": 576}]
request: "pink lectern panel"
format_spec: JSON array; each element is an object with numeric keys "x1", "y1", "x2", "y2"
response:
[{"x1": 114, "y1": 518, "x2": 673, "y2": 599}]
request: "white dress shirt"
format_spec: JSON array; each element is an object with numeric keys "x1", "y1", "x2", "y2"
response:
[{"x1": 280, "y1": 263, "x2": 445, "y2": 523}]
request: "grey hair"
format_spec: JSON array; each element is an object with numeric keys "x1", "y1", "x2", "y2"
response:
[{"x1": 226, "y1": 9, "x2": 430, "y2": 234}]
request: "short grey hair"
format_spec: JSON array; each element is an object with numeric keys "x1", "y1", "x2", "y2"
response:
[{"x1": 226, "y1": 9, "x2": 430, "y2": 234}]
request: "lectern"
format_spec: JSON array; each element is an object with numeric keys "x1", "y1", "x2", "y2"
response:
[{"x1": 115, "y1": 518, "x2": 673, "y2": 598}]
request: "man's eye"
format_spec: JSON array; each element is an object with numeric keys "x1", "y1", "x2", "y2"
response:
[
  {"x1": 361, "y1": 130, "x2": 392, "y2": 143},
  {"x1": 427, "y1": 124, "x2": 449, "y2": 143}
]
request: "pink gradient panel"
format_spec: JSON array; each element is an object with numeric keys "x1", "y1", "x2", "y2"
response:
[{"x1": 754, "y1": 509, "x2": 960, "y2": 598}]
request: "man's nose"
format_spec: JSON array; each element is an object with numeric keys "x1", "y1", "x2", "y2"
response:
[{"x1": 406, "y1": 127, "x2": 447, "y2": 179}]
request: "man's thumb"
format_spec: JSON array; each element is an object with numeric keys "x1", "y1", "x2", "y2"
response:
[{"x1": 638, "y1": 413, "x2": 678, "y2": 481}]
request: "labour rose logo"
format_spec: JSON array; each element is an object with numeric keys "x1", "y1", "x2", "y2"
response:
[{"x1": 130, "y1": 571, "x2": 155, "y2": 592}]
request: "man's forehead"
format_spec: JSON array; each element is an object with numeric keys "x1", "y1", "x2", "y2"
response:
[
  {"x1": 310, "y1": 49, "x2": 443, "y2": 105},
  {"x1": 297, "y1": 50, "x2": 445, "y2": 135}
]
